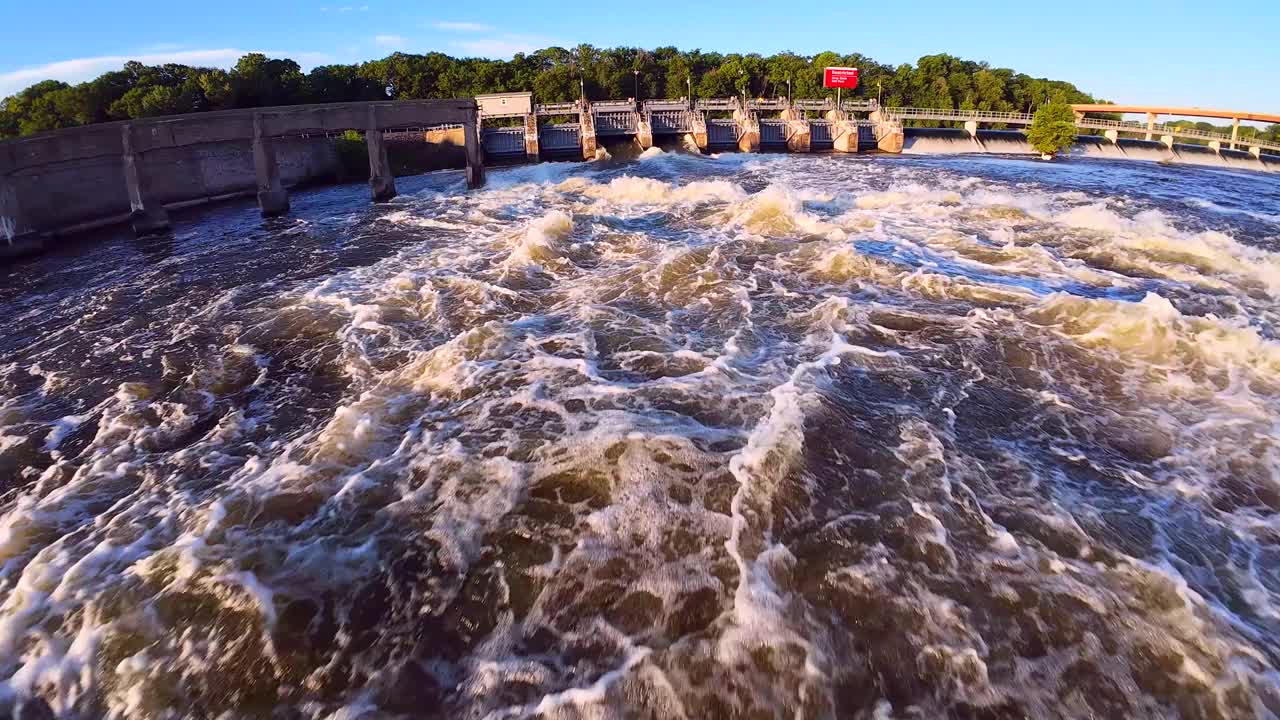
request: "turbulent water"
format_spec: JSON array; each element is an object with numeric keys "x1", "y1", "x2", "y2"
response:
[{"x1": 3, "y1": 149, "x2": 1280, "y2": 719}]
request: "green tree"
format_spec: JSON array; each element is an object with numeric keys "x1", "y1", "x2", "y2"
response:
[
  {"x1": 231, "y1": 54, "x2": 304, "y2": 107},
  {"x1": 1026, "y1": 100, "x2": 1077, "y2": 157},
  {"x1": 0, "y1": 46, "x2": 1108, "y2": 138}
]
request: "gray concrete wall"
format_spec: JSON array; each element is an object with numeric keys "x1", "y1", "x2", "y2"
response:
[
  {"x1": 0, "y1": 99, "x2": 477, "y2": 242},
  {"x1": 4, "y1": 136, "x2": 339, "y2": 237}
]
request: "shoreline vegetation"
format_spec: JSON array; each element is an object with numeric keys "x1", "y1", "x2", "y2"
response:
[{"x1": 4, "y1": 46, "x2": 1278, "y2": 147}]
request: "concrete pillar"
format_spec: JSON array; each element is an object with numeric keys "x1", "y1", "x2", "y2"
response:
[
  {"x1": 252, "y1": 113, "x2": 289, "y2": 217},
  {"x1": 825, "y1": 109, "x2": 856, "y2": 153},
  {"x1": 1209, "y1": 140, "x2": 1222, "y2": 153},
  {"x1": 523, "y1": 113, "x2": 540, "y2": 163},
  {"x1": 1145, "y1": 112, "x2": 1156, "y2": 142},
  {"x1": 733, "y1": 106, "x2": 760, "y2": 153},
  {"x1": 869, "y1": 110, "x2": 904, "y2": 154},
  {"x1": 964, "y1": 120, "x2": 978, "y2": 139},
  {"x1": 365, "y1": 106, "x2": 397, "y2": 203},
  {"x1": 1160, "y1": 134, "x2": 1175, "y2": 151},
  {"x1": 120, "y1": 123, "x2": 170, "y2": 236},
  {"x1": 785, "y1": 118, "x2": 811, "y2": 153},
  {"x1": 1249, "y1": 146, "x2": 1261, "y2": 159},
  {"x1": 0, "y1": 175, "x2": 22, "y2": 241},
  {"x1": 1104, "y1": 129, "x2": 1119, "y2": 144},
  {"x1": 833, "y1": 120, "x2": 860, "y2": 153},
  {"x1": 578, "y1": 101, "x2": 598, "y2": 161},
  {"x1": 464, "y1": 114, "x2": 485, "y2": 189},
  {"x1": 1231, "y1": 118, "x2": 1240, "y2": 151},
  {"x1": 686, "y1": 110, "x2": 708, "y2": 153},
  {"x1": 635, "y1": 110, "x2": 654, "y2": 151}
]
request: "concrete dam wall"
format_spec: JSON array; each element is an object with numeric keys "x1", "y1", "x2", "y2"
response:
[
  {"x1": 0, "y1": 99, "x2": 484, "y2": 254},
  {"x1": 4, "y1": 136, "x2": 341, "y2": 237}
]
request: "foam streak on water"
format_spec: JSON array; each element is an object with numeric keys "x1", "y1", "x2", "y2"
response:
[{"x1": 2, "y1": 152, "x2": 1280, "y2": 719}]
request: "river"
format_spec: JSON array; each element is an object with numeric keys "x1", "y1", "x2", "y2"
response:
[{"x1": 2, "y1": 150, "x2": 1280, "y2": 719}]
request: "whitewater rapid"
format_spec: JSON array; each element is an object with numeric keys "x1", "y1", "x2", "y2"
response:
[{"x1": 1, "y1": 150, "x2": 1280, "y2": 719}]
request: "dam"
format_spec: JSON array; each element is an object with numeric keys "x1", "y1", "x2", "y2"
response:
[{"x1": 2, "y1": 94, "x2": 1279, "y2": 254}]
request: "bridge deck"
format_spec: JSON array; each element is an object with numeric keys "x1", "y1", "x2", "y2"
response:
[{"x1": 1070, "y1": 105, "x2": 1280, "y2": 124}]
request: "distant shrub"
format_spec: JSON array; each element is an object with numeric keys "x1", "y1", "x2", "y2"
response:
[{"x1": 1027, "y1": 100, "x2": 1077, "y2": 157}]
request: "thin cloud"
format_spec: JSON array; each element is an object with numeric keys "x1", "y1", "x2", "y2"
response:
[
  {"x1": 0, "y1": 49, "x2": 333, "y2": 96},
  {"x1": 451, "y1": 35, "x2": 554, "y2": 58},
  {"x1": 374, "y1": 35, "x2": 407, "y2": 48},
  {"x1": 432, "y1": 21, "x2": 494, "y2": 33}
]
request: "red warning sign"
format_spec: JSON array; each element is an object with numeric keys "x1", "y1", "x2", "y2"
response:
[{"x1": 823, "y1": 67, "x2": 859, "y2": 89}]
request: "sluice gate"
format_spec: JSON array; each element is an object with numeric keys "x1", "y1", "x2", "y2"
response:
[{"x1": 477, "y1": 94, "x2": 895, "y2": 164}]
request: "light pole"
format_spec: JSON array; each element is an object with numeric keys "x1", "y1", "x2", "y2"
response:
[
  {"x1": 633, "y1": 69, "x2": 640, "y2": 101},
  {"x1": 877, "y1": 80, "x2": 883, "y2": 108},
  {"x1": 786, "y1": 77, "x2": 792, "y2": 106},
  {"x1": 579, "y1": 77, "x2": 585, "y2": 102},
  {"x1": 687, "y1": 75, "x2": 692, "y2": 102}
]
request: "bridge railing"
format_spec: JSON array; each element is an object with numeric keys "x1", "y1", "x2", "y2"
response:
[
  {"x1": 591, "y1": 100, "x2": 639, "y2": 112},
  {"x1": 643, "y1": 100, "x2": 692, "y2": 112},
  {"x1": 695, "y1": 98, "x2": 738, "y2": 111},
  {"x1": 842, "y1": 100, "x2": 879, "y2": 112},
  {"x1": 1078, "y1": 117, "x2": 1280, "y2": 151},
  {"x1": 792, "y1": 99, "x2": 834, "y2": 111},
  {"x1": 884, "y1": 107, "x2": 1033, "y2": 123},
  {"x1": 535, "y1": 102, "x2": 579, "y2": 116},
  {"x1": 479, "y1": 110, "x2": 528, "y2": 120}
]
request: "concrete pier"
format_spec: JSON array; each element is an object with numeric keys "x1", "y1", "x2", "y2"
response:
[
  {"x1": 831, "y1": 111, "x2": 861, "y2": 154},
  {"x1": 780, "y1": 109, "x2": 811, "y2": 153},
  {"x1": 870, "y1": 110, "x2": 905, "y2": 153},
  {"x1": 464, "y1": 116, "x2": 485, "y2": 189},
  {"x1": 734, "y1": 107, "x2": 760, "y2": 153},
  {"x1": 121, "y1": 124, "x2": 171, "y2": 236},
  {"x1": 253, "y1": 113, "x2": 289, "y2": 217},
  {"x1": 687, "y1": 112, "x2": 709, "y2": 152},
  {"x1": 579, "y1": 102, "x2": 598, "y2": 160},
  {"x1": 636, "y1": 114, "x2": 654, "y2": 151},
  {"x1": 366, "y1": 107, "x2": 397, "y2": 203},
  {"x1": 523, "y1": 114, "x2": 540, "y2": 163},
  {"x1": 1, "y1": 176, "x2": 22, "y2": 240}
]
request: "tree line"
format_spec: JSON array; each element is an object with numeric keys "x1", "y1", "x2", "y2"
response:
[{"x1": 3, "y1": 46, "x2": 1277, "y2": 144}]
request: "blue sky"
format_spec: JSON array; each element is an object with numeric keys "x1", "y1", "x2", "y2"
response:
[{"x1": 1, "y1": 0, "x2": 1277, "y2": 119}]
